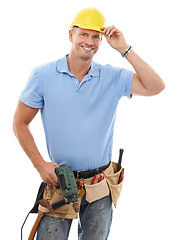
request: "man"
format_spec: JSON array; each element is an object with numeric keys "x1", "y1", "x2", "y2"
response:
[{"x1": 13, "y1": 7, "x2": 165, "y2": 240}]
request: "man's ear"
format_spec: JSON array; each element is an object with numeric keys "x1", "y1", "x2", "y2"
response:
[{"x1": 69, "y1": 29, "x2": 73, "y2": 42}]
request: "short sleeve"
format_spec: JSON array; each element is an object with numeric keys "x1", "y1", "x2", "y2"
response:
[
  {"x1": 19, "y1": 68, "x2": 44, "y2": 108},
  {"x1": 115, "y1": 68, "x2": 135, "y2": 99}
]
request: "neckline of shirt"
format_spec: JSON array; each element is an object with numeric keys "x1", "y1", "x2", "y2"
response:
[{"x1": 56, "y1": 55, "x2": 100, "y2": 78}]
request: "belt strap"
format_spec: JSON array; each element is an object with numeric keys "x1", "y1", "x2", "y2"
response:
[{"x1": 74, "y1": 162, "x2": 111, "y2": 179}]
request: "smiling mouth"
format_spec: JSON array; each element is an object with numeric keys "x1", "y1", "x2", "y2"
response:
[{"x1": 81, "y1": 46, "x2": 94, "y2": 52}]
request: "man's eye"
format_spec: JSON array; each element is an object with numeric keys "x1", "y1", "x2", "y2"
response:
[
  {"x1": 81, "y1": 33, "x2": 87, "y2": 36},
  {"x1": 94, "y1": 35, "x2": 99, "y2": 39}
]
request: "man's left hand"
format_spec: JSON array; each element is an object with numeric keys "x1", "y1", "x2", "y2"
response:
[{"x1": 101, "y1": 26, "x2": 129, "y2": 54}]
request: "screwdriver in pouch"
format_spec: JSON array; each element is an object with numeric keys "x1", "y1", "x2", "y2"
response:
[
  {"x1": 91, "y1": 174, "x2": 97, "y2": 184},
  {"x1": 118, "y1": 168, "x2": 124, "y2": 184}
]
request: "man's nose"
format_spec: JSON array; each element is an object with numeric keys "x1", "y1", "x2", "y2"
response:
[{"x1": 85, "y1": 36, "x2": 93, "y2": 45}]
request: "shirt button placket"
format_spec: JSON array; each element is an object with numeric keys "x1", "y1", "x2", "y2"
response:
[{"x1": 74, "y1": 79, "x2": 79, "y2": 91}]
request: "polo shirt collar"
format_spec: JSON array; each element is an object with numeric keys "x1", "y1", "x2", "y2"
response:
[{"x1": 56, "y1": 55, "x2": 100, "y2": 77}]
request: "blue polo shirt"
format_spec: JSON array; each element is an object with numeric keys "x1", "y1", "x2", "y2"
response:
[{"x1": 20, "y1": 56, "x2": 134, "y2": 171}]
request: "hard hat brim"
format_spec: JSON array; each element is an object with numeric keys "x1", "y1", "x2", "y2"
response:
[{"x1": 70, "y1": 24, "x2": 103, "y2": 33}]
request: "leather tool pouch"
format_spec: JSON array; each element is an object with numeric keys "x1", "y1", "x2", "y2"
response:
[
  {"x1": 84, "y1": 177, "x2": 110, "y2": 203},
  {"x1": 104, "y1": 162, "x2": 124, "y2": 208},
  {"x1": 84, "y1": 162, "x2": 124, "y2": 207},
  {"x1": 30, "y1": 182, "x2": 47, "y2": 213},
  {"x1": 38, "y1": 184, "x2": 81, "y2": 219}
]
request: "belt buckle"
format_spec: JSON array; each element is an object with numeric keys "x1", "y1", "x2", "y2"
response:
[{"x1": 77, "y1": 170, "x2": 86, "y2": 179}]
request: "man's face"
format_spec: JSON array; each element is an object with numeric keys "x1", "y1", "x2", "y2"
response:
[{"x1": 69, "y1": 27, "x2": 102, "y2": 61}]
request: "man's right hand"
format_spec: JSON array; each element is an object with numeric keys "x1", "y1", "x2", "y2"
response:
[{"x1": 37, "y1": 161, "x2": 59, "y2": 186}]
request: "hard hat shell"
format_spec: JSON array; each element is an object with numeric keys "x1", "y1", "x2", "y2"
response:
[{"x1": 70, "y1": 8, "x2": 106, "y2": 33}]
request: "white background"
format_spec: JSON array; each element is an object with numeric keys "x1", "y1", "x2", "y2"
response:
[{"x1": 1, "y1": 0, "x2": 177, "y2": 239}]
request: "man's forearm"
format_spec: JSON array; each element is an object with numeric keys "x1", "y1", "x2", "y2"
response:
[
  {"x1": 126, "y1": 49, "x2": 165, "y2": 95},
  {"x1": 13, "y1": 121, "x2": 59, "y2": 185},
  {"x1": 101, "y1": 26, "x2": 165, "y2": 96},
  {"x1": 13, "y1": 122, "x2": 45, "y2": 171},
  {"x1": 13, "y1": 101, "x2": 59, "y2": 185}
]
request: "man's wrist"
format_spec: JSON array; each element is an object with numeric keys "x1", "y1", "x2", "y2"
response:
[
  {"x1": 33, "y1": 158, "x2": 46, "y2": 171},
  {"x1": 117, "y1": 44, "x2": 129, "y2": 54},
  {"x1": 121, "y1": 45, "x2": 133, "y2": 58}
]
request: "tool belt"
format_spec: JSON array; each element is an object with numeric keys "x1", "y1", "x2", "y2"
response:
[
  {"x1": 38, "y1": 161, "x2": 124, "y2": 219},
  {"x1": 73, "y1": 161, "x2": 111, "y2": 179},
  {"x1": 21, "y1": 161, "x2": 124, "y2": 240}
]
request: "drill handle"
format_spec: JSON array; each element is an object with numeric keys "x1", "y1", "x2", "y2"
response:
[{"x1": 52, "y1": 198, "x2": 70, "y2": 210}]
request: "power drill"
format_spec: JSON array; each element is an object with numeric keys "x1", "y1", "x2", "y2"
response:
[{"x1": 52, "y1": 165, "x2": 79, "y2": 212}]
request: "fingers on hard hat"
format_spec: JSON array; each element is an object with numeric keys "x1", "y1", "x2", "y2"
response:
[{"x1": 105, "y1": 25, "x2": 116, "y2": 35}]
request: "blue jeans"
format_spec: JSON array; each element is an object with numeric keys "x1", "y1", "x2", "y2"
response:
[{"x1": 36, "y1": 194, "x2": 113, "y2": 240}]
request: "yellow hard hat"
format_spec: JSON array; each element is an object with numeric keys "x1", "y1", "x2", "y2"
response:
[{"x1": 70, "y1": 8, "x2": 106, "y2": 33}]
